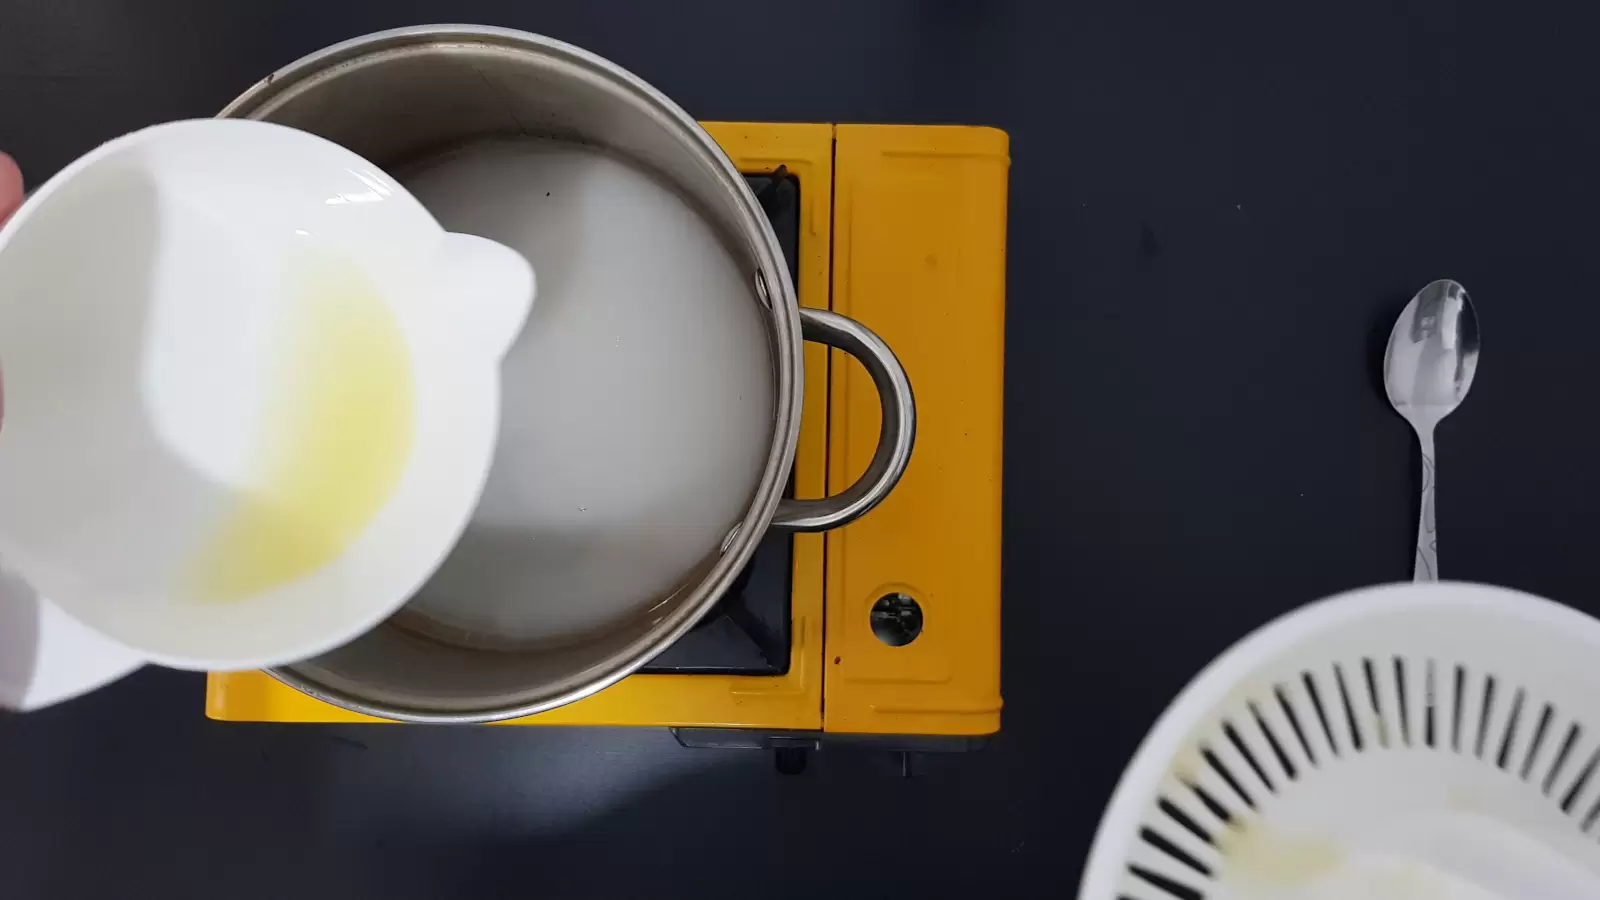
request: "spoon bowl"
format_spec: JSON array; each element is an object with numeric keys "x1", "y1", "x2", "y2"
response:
[{"x1": 1383, "y1": 278, "x2": 1481, "y2": 581}]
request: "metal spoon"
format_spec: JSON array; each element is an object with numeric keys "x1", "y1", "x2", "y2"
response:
[{"x1": 1383, "y1": 279, "x2": 1481, "y2": 581}]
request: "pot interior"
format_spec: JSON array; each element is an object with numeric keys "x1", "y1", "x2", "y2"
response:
[{"x1": 223, "y1": 28, "x2": 796, "y2": 720}]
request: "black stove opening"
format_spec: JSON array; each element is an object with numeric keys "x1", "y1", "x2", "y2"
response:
[{"x1": 637, "y1": 169, "x2": 800, "y2": 677}]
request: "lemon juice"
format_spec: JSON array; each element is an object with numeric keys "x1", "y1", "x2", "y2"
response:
[{"x1": 185, "y1": 248, "x2": 415, "y2": 603}]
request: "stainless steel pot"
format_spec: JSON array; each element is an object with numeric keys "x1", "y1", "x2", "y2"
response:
[{"x1": 219, "y1": 25, "x2": 914, "y2": 722}]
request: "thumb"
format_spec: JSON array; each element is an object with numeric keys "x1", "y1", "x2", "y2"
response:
[
  {"x1": 0, "y1": 153, "x2": 22, "y2": 224},
  {"x1": 0, "y1": 152, "x2": 14, "y2": 425}
]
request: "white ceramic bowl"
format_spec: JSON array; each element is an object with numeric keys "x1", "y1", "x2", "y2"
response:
[{"x1": 0, "y1": 119, "x2": 534, "y2": 708}]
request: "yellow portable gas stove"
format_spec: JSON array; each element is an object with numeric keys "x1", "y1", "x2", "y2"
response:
[{"x1": 206, "y1": 123, "x2": 1008, "y2": 768}]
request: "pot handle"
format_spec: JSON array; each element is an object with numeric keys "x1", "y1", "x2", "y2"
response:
[{"x1": 770, "y1": 308, "x2": 915, "y2": 532}]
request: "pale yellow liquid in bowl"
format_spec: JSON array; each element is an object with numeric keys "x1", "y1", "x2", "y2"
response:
[{"x1": 184, "y1": 249, "x2": 415, "y2": 603}]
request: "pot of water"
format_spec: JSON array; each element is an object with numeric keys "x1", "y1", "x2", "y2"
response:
[{"x1": 220, "y1": 25, "x2": 915, "y2": 722}]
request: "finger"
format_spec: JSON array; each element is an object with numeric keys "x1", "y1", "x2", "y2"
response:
[
  {"x1": 0, "y1": 152, "x2": 16, "y2": 427},
  {"x1": 0, "y1": 153, "x2": 23, "y2": 224}
]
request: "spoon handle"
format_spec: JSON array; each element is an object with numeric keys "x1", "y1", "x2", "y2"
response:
[{"x1": 1414, "y1": 426, "x2": 1438, "y2": 581}]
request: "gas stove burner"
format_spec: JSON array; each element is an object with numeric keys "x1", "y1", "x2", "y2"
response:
[{"x1": 202, "y1": 122, "x2": 1008, "y2": 738}]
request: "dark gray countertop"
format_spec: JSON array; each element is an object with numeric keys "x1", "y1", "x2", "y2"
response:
[{"x1": 6, "y1": 2, "x2": 1600, "y2": 897}]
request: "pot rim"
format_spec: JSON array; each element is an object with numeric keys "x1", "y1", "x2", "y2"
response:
[{"x1": 221, "y1": 24, "x2": 804, "y2": 723}]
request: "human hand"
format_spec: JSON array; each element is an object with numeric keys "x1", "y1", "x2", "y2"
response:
[
  {"x1": 0, "y1": 153, "x2": 22, "y2": 225},
  {"x1": 0, "y1": 152, "x2": 16, "y2": 422}
]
